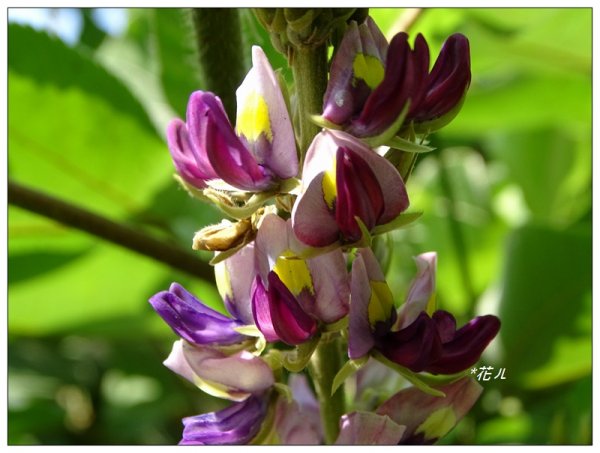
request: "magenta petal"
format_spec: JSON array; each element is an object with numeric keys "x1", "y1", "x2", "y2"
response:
[
  {"x1": 327, "y1": 131, "x2": 409, "y2": 225},
  {"x1": 251, "y1": 276, "x2": 280, "y2": 343},
  {"x1": 336, "y1": 411, "x2": 406, "y2": 445},
  {"x1": 336, "y1": 146, "x2": 385, "y2": 241},
  {"x1": 251, "y1": 274, "x2": 317, "y2": 345},
  {"x1": 204, "y1": 104, "x2": 273, "y2": 191}
]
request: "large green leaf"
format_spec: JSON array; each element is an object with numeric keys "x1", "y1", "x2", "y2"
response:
[
  {"x1": 8, "y1": 71, "x2": 171, "y2": 219},
  {"x1": 498, "y1": 223, "x2": 591, "y2": 389},
  {"x1": 8, "y1": 23, "x2": 155, "y2": 135},
  {"x1": 484, "y1": 128, "x2": 591, "y2": 227}
]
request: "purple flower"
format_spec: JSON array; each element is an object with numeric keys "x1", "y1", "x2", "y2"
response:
[
  {"x1": 292, "y1": 130, "x2": 409, "y2": 247},
  {"x1": 336, "y1": 377, "x2": 482, "y2": 445},
  {"x1": 167, "y1": 46, "x2": 297, "y2": 192},
  {"x1": 149, "y1": 282, "x2": 274, "y2": 401},
  {"x1": 252, "y1": 214, "x2": 349, "y2": 344},
  {"x1": 180, "y1": 394, "x2": 269, "y2": 445},
  {"x1": 376, "y1": 377, "x2": 483, "y2": 444},
  {"x1": 321, "y1": 17, "x2": 471, "y2": 139},
  {"x1": 149, "y1": 282, "x2": 246, "y2": 346},
  {"x1": 349, "y1": 248, "x2": 500, "y2": 374}
]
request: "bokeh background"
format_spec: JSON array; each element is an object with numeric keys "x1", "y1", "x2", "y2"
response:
[{"x1": 7, "y1": 8, "x2": 592, "y2": 445}]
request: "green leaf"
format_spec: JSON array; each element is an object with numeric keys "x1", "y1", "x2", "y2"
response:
[
  {"x1": 332, "y1": 357, "x2": 368, "y2": 396},
  {"x1": 8, "y1": 23, "x2": 155, "y2": 134},
  {"x1": 498, "y1": 223, "x2": 591, "y2": 389},
  {"x1": 386, "y1": 136, "x2": 436, "y2": 153},
  {"x1": 373, "y1": 352, "x2": 446, "y2": 398},
  {"x1": 8, "y1": 71, "x2": 171, "y2": 219},
  {"x1": 372, "y1": 211, "x2": 423, "y2": 236}
]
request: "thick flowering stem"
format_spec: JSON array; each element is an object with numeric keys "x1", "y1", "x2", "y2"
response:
[
  {"x1": 308, "y1": 335, "x2": 346, "y2": 444},
  {"x1": 291, "y1": 45, "x2": 329, "y2": 160},
  {"x1": 191, "y1": 8, "x2": 246, "y2": 120}
]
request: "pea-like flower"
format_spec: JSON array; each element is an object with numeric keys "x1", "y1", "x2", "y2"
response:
[
  {"x1": 167, "y1": 46, "x2": 297, "y2": 192},
  {"x1": 292, "y1": 130, "x2": 409, "y2": 247},
  {"x1": 252, "y1": 214, "x2": 349, "y2": 344},
  {"x1": 180, "y1": 394, "x2": 269, "y2": 445},
  {"x1": 321, "y1": 17, "x2": 470, "y2": 140},
  {"x1": 349, "y1": 248, "x2": 500, "y2": 374},
  {"x1": 336, "y1": 377, "x2": 482, "y2": 444},
  {"x1": 149, "y1": 283, "x2": 274, "y2": 401}
]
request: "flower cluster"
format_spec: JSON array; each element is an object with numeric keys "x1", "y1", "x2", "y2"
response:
[{"x1": 149, "y1": 16, "x2": 499, "y2": 445}]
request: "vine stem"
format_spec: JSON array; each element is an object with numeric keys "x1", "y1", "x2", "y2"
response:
[{"x1": 8, "y1": 179, "x2": 214, "y2": 282}]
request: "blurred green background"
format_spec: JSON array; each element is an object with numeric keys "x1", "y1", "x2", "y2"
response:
[{"x1": 7, "y1": 8, "x2": 591, "y2": 445}]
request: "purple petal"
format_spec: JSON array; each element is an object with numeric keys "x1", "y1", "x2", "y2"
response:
[
  {"x1": 323, "y1": 22, "x2": 373, "y2": 125},
  {"x1": 335, "y1": 411, "x2": 406, "y2": 445},
  {"x1": 203, "y1": 99, "x2": 274, "y2": 191},
  {"x1": 275, "y1": 397, "x2": 322, "y2": 445},
  {"x1": 376, "y1": 377, "x2": 483, "y2": 444},
  {"x1": 180, "y1": 395, "x2": 269, "y2": 445},
  {"x1": 166, "y1": 118, "x2": 214, "y2": 188},
  {"x1": 348, "y1": 32, "x2": 427, "y2": 137},
  {"x1": 410, "y1": 34, "x2": 471, "y2": 123},
  {"x1": 215, "y1": 243, "x2": 257, "y2": 326},
  {"x1": 307, "y1": 249, "x2": 349, "y2": 323},
  {"x1": 348, "y1": 252, "x2": 377, "y2": 359},
  {"x1": 397, "y1": 252, "x2": 437, "y2": 329},
  {"x1": 181, "y1": 342, "x2": 275, "y2": 397},
  {"x1": 328, "y1": 131, "x2": 410, "y2": 225},
  {"x1": 148, "y1": 283, "x2": 246, "y2": 346},
  {"x1": 378, "y1": 312, "x2": 442, "y2": 373},
  {"x1": 426, "y1": 311, "x2": 501, "y2": 374},
  {"x1": 235, "y1": 46, "x2": 298, "y2": 180}
]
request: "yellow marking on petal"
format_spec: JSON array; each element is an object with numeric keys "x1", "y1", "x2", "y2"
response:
[
  {"x1": 426, "y1": 293, "x2": 437, "y2": 317},
  {"x1": 236, "y1": 91, "x2": 273, "y2": 142},
  {"x1": 214, "y1": 261, "x2": 233, "y2": 301},
  {"x1": 368, "y1": 280, "x2": 395, "y2": 326},
  {"x1": 192, "y1": 374, "x2": 247, "y2": 402},
  {"x1": 273, "y1": 251, "x2": 314, "y2": 296},
  {"x1": 415, "y1": 407, "x2": 457, "y2": 440},
  {"x1": 353, "y1": 53, "x2": 385, "y2": 89},
  {"x1": 322, "y1": 156, "x2": 337, "y2": 209}
]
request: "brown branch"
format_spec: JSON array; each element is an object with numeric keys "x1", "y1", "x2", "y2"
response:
[{"x1": 8, "y1": 179, "x2": 215, "y2": 283}]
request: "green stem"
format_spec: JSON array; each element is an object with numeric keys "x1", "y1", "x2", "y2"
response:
[
  {"x1": 191, "y1": 8, "x2": 246, "y2": 120},
  {"x1": 308, "y1": 335, "x2": 345, "y2": 444},
  {"x1": 8, "y1": 179, "x2": 214, "y2": 282},
  {"x1": 290, "y1": 45, "x2": 328, "y2": 160}
]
